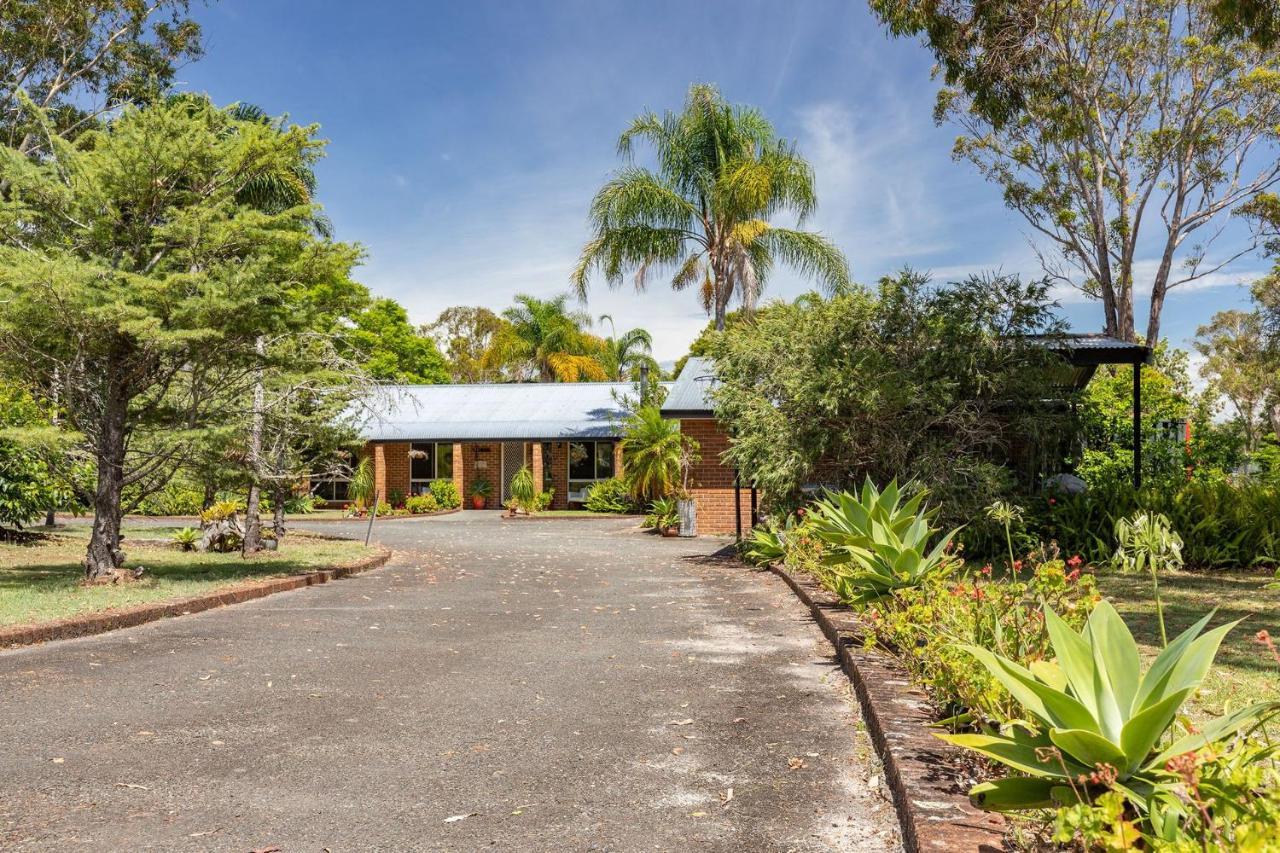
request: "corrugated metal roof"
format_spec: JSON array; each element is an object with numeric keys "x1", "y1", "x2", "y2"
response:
[
  {"x1": 356, "y1": 382, "x2": 671, "y2": 442},
  {"x1": 1023, "y1": 333, "x2": 1151, "y2": 366},
  {"x1": 660, "y1": 357, "x2": 718, "y2": 417}
]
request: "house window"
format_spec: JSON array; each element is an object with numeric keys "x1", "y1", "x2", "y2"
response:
[
  {"x1": 312, "y1": 478, "x2": 350, "y2": 503},
  {"x1": 568, "y1": 440, "x2": 615, "y2": 501},
  {"x1": 409, "y1": 442, "x2": 454, "y2": 495}
]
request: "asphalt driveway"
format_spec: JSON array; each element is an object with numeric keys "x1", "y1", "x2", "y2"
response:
[{"x1": 0, "y1": 513, "x2": 899, "y2": 852}]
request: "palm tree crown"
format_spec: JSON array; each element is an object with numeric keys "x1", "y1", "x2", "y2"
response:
[
  {"x1": 597, "y1": 314, "x2": 658, "y2": 382},
  {"x1": 572, "y1": 83, "x2": 850, "y2": 330},
  {"x1": 496, "y1": 293, "x2": 607, "y2": 382}
]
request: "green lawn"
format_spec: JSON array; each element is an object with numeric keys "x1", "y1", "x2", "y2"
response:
[
  {"x1": 0, "y1": 530, "x2": 372, "y2": 629},
  {"x1": 1098, "y1": 568, "x2": 1279, "y2": 716}
]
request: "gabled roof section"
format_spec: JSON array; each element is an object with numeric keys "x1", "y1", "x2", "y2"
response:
[
  {"x1": 357, "y1": 382, "x2": 671, "y2": 442},
  {"x1": 661, "y1": 357, "x2": 718, "y2": 418}
]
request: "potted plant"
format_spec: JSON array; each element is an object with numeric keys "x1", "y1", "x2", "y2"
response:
[
  {"x1": 646, "y1": 497, "x2": 679, "y2": 536},
  {"x1": 509, "y1": 466, "x2": 536, "y2": 517},
  {"x1": 470, "y1": 477, "x2": 492, "y2": 509}
]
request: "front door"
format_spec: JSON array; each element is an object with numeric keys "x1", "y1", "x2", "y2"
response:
[{"x1": 499, "y1": 441, "x2": 525, "y2": 504}]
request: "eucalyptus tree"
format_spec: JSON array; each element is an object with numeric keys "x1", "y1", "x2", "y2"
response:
[
  {"x1": 572, "y1": 83, "x2": 850, "y2": 331},
  {"x1": 497, "y1": 293, "x2": 607, "y2": 382},
  {"x1": 0, "y1": 0, "x2": 203, "y2": 154},
  {"x1": 876, "y1": 0, "x2": 1280, "y2": 343},
  {"x1": 0, "y1": 96, "x2": 361, "y2": 579}
]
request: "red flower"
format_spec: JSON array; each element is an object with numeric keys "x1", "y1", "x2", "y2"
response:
[
  {"x1": 1066, "y1": 568, "x2": 1081, "y2": 582},
  {"x1": 1048, "y1": 497, "x2": 1057, "y2": 505},
  {"x1": 980, "y1": 564, "x2": 993, "y2": 577},
  {"x1": 1012, "y1": 559, "x2": 1023, "y2": 574},
  {"x1": 1067, "y1": 554, "x2": 1083, "y2": 569}
]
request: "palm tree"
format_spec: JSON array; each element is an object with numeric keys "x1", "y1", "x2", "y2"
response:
[
  {"x1": 572, "y1": 83, "x2": 850, "y2": 331},
  {"x1": 597, "y1": 314, "x2": 659, "y2": 382},
  {"x1": 620, "y1": 406, "x2": 693, "y2": 500},
  {"x1": 497, "y1": 293, "x2": 607, "y2": 382}
]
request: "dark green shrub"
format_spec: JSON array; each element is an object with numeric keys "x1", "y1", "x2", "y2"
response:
[{"x1": 584, "y1": 478, "x2": 635, "y2": 513}]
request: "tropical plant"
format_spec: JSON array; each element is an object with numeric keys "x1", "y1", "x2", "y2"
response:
[
  {"x1": 510, "y1": 465, "x2": 537, "y2": 514},
  {"x1": 584, "y1": 477, "x2": 635, "y2": 513},
  {"x1": 741, "y1": 523, "x2": 787, "y2": 565},
  {"x1": 643, "y1": 496, "x2": 679, "y2": 531},
  {"x1": 596, "y1": 316, "x2": 659, "y2": 381},
  {"x1": 572, "y1": 83, "x2": 849, "y2": 331},
  {"x1": 348, "y1": 457, "x2": 376, "y2": 509},
  {"x1": 939, "y1": 601, "x2": 1280, "y2": 839},
  {"x1": 469, "y1": 477, "x2": 492, "y2": 499},
  {"x1": 620, "y1": 406, "x2": 694, "y2": 500},
  {"x1": 1113, "y1": 512, "x2": 1184, "y2": 647},
  {"x1": 171, "y1": 527, "x2": 199, "y2": 552},
  {"x1": 494, "y1": 293, "x2": 606, "y2": 382},
  {"x1": 808, "y1": 479, "x2": 960, "y2": 604},
  {"x1": 199, "y1": 499, "x2": 243, "y2": 525}
]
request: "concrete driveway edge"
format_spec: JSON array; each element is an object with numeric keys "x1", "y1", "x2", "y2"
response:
[
  {"x1": 0, "y1": 547, "x2": 392, "y2": 650},
  {"x1": 767, "y1": 562, "x2": 1009, "y2": 853}
]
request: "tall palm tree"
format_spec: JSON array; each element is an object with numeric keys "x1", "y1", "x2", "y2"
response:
[
  {"x1": 572, "y1": 83, "x2": 850, "y2": 331},
  {"x1": 597, "y1": 314, "x2": 659, "y2": 381},
  {"x1": 497, "y1": 293, "x2": 607, "y2": 382}
]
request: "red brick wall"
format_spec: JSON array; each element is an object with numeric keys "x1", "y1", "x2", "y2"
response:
[
  {"x1": 681, "y1": 419, "x2": 752, "y2": 535},
  {"x1": 372, "y1": 442, "x2": 410, "y2": 504}
]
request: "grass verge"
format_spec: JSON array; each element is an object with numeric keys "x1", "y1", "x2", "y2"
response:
[{"x1": 0, "y1": 529, "x2": 372, "y2": 629}]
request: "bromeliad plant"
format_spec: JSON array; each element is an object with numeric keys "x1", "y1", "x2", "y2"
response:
[
  {"x1": 809, "y1": 478, "x2": 959, "y2": 604},
  {"x1": 939, "y1": 600, "x2": 1280, "y2": 839}
]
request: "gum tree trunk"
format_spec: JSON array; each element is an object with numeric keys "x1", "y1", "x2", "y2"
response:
[
  {"x1": 242, "y1": 337, "x2": 266, "y2": 555},
  {"x1": 272, "y1": 483, "x2": 288, "y2": 542},
  {"x1": 84, "y1": 386, "x2": 128, "y2": 580}
]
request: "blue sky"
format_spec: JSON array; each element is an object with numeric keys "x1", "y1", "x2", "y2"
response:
[{"x1": 181, "y1": 0, "x2": 1259, "y2": 365}]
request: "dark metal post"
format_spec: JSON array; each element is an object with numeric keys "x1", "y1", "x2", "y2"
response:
[
  {"x1": 750, "y1": 486, "x2": 757, "y2": 528},
  {"x1": 364, "y1": 488, "x2": 380, "y2": 546},
  {"x1": 1133, "y1": 363, "x2": 1142, "y2": 491},
  {"x1": 733, "y1": 470, "x2": 742, "y2": 541}
]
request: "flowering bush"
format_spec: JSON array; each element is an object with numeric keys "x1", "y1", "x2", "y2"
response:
[{"x1": 864, "y1": 545, "x2": 1099, "y2": 722}]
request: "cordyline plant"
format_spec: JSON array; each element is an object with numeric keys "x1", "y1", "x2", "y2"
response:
[
  {"x1": 940, "y1": 600, "x2": 1280, "y2": 839},
  {"x1": 809, "y1": 478, "x2": 959, "y2": 604}
]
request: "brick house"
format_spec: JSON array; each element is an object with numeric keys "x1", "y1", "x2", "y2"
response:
[
  {"x1": 318, "y1": 382, "x2": 668, "y2": 511},
  {"x1": 659, "y1": 357, "x2": 754, "y2": 536}
]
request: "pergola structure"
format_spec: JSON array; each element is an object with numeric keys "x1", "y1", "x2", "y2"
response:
[{"x1": 1024, "y1": 334, "x2": 1153, "y2": 488}]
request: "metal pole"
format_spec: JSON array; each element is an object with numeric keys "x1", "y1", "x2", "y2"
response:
[
  {"x1": 1133, "y1": 363, "x2": 1142, "y2": 491},
  {"x1": 734, "y1": 470, "x2": 742, "y2": 542},
  {"x1": 750, "y1": 485, "x2": 758, "y2": 528},
  {"x1": 364, "y1": 489, "x2": 380, "y2": 546}
]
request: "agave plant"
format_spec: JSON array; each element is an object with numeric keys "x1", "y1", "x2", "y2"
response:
[
  {"x1": 742, "y1": 523, "x2": 787, "y2": 565},
  {"x1": 939, "y1": 600, "x2": 1279, "y2": 838},
  {"x1": 808, "y1": 478, "x2": 958, "y2": 604}
]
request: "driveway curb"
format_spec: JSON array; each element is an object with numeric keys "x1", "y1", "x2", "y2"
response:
[
  {"x1": 1, "y1": 548, "x2": 392, "y2": 650},
  {"x1": 767, "y1": 562, "x2": 1007, "y2": 853}
]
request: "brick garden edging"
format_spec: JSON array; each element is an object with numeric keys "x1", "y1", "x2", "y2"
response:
[
  {"x1": 767, "y1": 562, "x2": 1008, "y2": 853},
  {"x1": 0, "y1": 548, "x2": 392, "y2": 650}
]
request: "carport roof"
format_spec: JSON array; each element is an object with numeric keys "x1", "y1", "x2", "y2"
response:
[{"x1": 357, "y1": 381, "x2": 671, "y2": 442}]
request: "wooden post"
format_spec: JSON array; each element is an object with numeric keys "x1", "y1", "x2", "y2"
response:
[
  {"x1": 613, "y1": 441, "x2": 625, "y2": 479},
  {"x1": 452, "y1": 442, "x2": 465, "y2": 504}
]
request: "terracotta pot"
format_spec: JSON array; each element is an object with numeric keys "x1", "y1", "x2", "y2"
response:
[{"x1": 470, "y1": 495, "x2": 486, "y2": 510}]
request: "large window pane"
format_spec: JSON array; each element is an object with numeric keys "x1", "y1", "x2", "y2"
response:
[
  {"x1": 568, "y1": 442, "x2": 593, "y2": 480},
  {"x1": 541, "y1": 443, "x2": 553, "y2": 492},
  {"x1": 410, "y1": 443, "x2": 433, "y2": 480},
  {"x1": 594, "y1": 441, "x2": 614, "y2": 478},
  {"x1": 436, "y1": 443, "x2": 453, "y2": 480}
]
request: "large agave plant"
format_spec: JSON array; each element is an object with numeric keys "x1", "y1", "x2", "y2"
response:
[
  {"x1": 808, "y1": 478, "x2": 958, "y2": 604},
  {"x1": 940, "y1": 600, "x2": 1280, "y2": 837}
]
